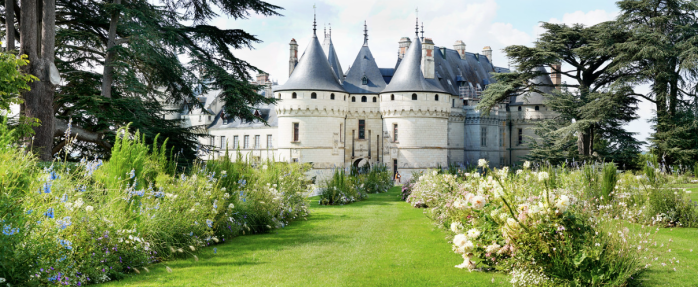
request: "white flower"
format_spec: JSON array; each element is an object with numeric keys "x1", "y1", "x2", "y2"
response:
[
  {"x1": 74, "y1": 198, "x2": 84, "y2": 208},
  {"x1": 554, "y1": 195, "x2": 571, "y2": 213},
  {"x1": 470, "y1": 195, "x2": 486, "y2": 209},
  {"x1": 85, "y1": 206, "x2": 94, "y2": 212},
  {"x1": 537, "y1": 171, "x2": 549, "y2": 182},
  {"x1": 450, "y1": 222, "x2": 463, "y2": 233},
  {"x1": 516, "y1": 169, "x2": 523, "y2": 175},
  {"x1": 453, "y1": 234, "x2": 468, "y2": 248},
  {"x1": 523, "y1": 161, "x2": 531, "y2": 169},
  {"x1": 455, "y1": 258, "x2": 477, "y2": 270},
  {"x1": 221, "y1": 187, "x2": 227, "y2": 192},
  {"x1": 467, "y1": 228, "x2": 481, "y2": 239},
  {"x1": 478, "y1": 159, "x2": 488, "y2": 168},
  {"x1": 453, "y1": 199, "x2": 467, "y2": 209},
  {"x1": 506, "y1": 218, "x2": 518, "y2": 229},
  {"x1": 228, "y1": 203, "x2": 235, "y2": 209},
  {"x1": 473, "y1": 173, "x2": 481, "y2": 178},
  {"x1": 221, "y1": 170, "x2": 227, "y2": 175},
  {"x1": 485, "y1": 243, "x2": 501, "y2": 253}
]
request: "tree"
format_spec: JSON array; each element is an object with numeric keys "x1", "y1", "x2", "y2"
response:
[
  {"x1": 2, "y1": 0, "x2": 282, "y2": 162},
  {"x1": 616, "y1": 0, "x2": 698, "y2": 166},
  {"x1": 479, "y1": 21, "x2": 642, "y2": 162}
]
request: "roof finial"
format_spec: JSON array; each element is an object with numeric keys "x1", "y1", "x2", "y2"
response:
[
  {"x1": 415, "y1": 8, "x2": 419, "y2": 37},
  {"x1": 313, "y1": 4, "x2": 317, "y2": 36},
  {"x1": 363, "y1": 20, "x2": 368, "y2": 46},
  {"x1": 420, "y1": 22, "x2": 424, "y2": 41},
  {"x1": 329, "y1": 23, "x2": 331, "y2": 38},
  {"x1": 324, "y1": 23, "x2": 326, "y2": 38}
]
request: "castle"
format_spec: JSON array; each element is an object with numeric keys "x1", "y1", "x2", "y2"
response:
[{"x1": 174, "y1": 17, "x2": 558, "y2": 180}]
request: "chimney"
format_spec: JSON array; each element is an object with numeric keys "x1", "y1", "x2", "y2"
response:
[
  {"x1": 421, "y1": 38, "x2": 435, "y2": 79},
  {"x1": 550, "y1": 63, "x2": 562, "y2": 91},
  {"x1": 289, "y1": 38, "x2": 298, "y2": 76},
  {"x1": 454, "y1": 40, "x2": 466, "y2": 59},
  {"x1": 398, "y1": 37, "x2": 411, "y2": 59},
  {"x1": 482, "y1": 46, "x2": 493, "y2": 64},
  {"x1": 256, "y1": 72, "x2": 269, "y2": 85}
]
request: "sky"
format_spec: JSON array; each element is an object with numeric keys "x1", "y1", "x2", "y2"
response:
[{"x1": 221, "y1": 0, "x2": 653, "y2": 148}]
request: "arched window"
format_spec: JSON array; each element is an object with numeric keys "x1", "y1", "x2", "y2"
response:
[
  {"x1": 344, "y1": 95, "x2": 346, "y2": 101},
  {"x1": 277, "y1": 93, "x2": 281, "y2": 99},
  {"x1": 412, "y1": 93, "x2": 418, "y2": 100},
  {"x1": 435, "y1": 94, "x2": 439, "y2": 101},
  {"x1": 518, "y1": 106, "x2": 522, "y2": 111},
  {"x1": 330, "y1": 93, "x2": 335, "y2": 100},
  {"x1": 464, "y1": 100, "x2": 468, "y2": 106},
  {"x1": 390, "y1": 94, "x2": 395, "y2": 101},
  {"x1": 372, "y1": 97, "x2": 377, "y2": 102},
  {"x1": 361, "y1": 96, "x2": 367, "y2": 102},
  {"x1": 311, "y1": 92, "x2": 317, "y2": 99},
  {"x1": 362, "y1": 76, "x2": 368, "y2": 85},
  {"x1": 292, "y1": 92, "x2": 297, "y2": 99},
  {"x1": 535, "y1": 105, "x2": 540, "y2": 111},
  {"x1": 352, "y1": 96, "x2": 356, "y2": 102}
]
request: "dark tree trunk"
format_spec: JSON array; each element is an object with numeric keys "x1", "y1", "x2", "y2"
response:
[
  {"x1": 5, "y1": 0, "x2": 14, "y2": 50},
  {"x1": 20, "y1": 0, "x2": 56, "y2": 161},
  {"x1": 101, "y1": 0, "x2": 121, "y2": 98}
]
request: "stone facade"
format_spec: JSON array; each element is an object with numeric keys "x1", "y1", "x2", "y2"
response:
[{"x1": 176, "y1": 21, "x2": 556, "y2": 181}]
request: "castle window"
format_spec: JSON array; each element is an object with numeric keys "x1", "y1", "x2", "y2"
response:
[
  {"x1": 361, "y1": 96, "x2": 367, "y2": 102},
  {"x1": 464, "y1": 100, "x2": 468, "y2": 106},
  {"x1": 311, "y1": 92, "x2": 317, "y2": 99},
  {"x1": 435, "y1": 94, "x2": 439, "y2": 101},
  {"x1": 393, "y1": 124, "x2": 398, "y2": 142},
  {"x1": 452, "y1": 99, "x2": 455, "y2": 107},
  {"x1": 292, "y1": 92, "x2": 297, "y2": 99},
  {"x1": 518, "y1": 106, "x2": 522, "y2": 111},
  {"x1": 209, "y1": 136, "x2": 214, "y2": 147},
  {"x1": 535, "y1": 105, "x2": 540, "y2": 111},
  {"x1": 243, "y1": 135, "x2": 249, "y2": 149},
  {"x1": 352, "y1": 96, "x2": 356, "y2": 102},
  {"x1": 267, "y1": 135, "x2": 273, "y2": 148},
  {"x1": 362, "y1": 76, "x2": 368, "y2": 85},
  {"x1": 220, "y1": 136, "x2": 226, "y2": 149},
  {"x1": 372, "y1": 97, "x2": 377, "y2": 102},
  {"x1": 391, "y1": 94, "x2": 395, "y2": 101},
  {"x1": 344, "y1": 95, "x2": 346, "y2": 101},
  {"x1": 517, "y1": 129, "x2": 523, "y2": 146},
  {"x1": 277, "y1": 93, "x2": 281, "y2": 99},
  {"x1": 358, "y1": 120, "x2": 365, "y2": 139},
  {"x1": 340, "y1": 124, "x2": 343, "y2": 142},
  {"x1": 499, "y1": 127, "x2": 504, "y2": 147},
  {"x1": 331, "y1": 93, "x2": 335, "y2": 100},
  {"x1": 233, "y1": 136, "x2": 239, "y2": 149},
  {"x1": 293, "y1": 123, "x2": 299, "y2": 142},
  {"x1": 208, "y1": 115, "x2": 212, "y2": 121},
  {"x1": 412, "y1": 93, "x2": 418, "y2": 100},
  {"x1": 481, "y1": 127, "x2": 487, "y2": 147},
  {"x1": 254, "y1": 135, "x2": 260, "y2": 149}
]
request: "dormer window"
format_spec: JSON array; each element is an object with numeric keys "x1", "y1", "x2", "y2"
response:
[
  {"x1": 362, "y1": 76, "x2": 368, "y2": 85},
  {"x1": 373, "y1": 97, "x2": 377, "y2": 102},
  {"x1": 254, "y1": 110, "x2": 261, "y2": 117},
  {"x1": 311, "y1": 92, "x2": 317, "y2": 99},
  {"x1": 352, "y1": 96, "x2": 356, "y2": 102},
  {"x1": 535, "y1": 105, "x2": 540, "y2": 111},
  {"x1": 412, "y1": 93, "x2": 418, "y2": 100},
  {"x1": 292, "y1": 92, "x2": 297, "y2": 99},
  {"x1": 361, "y1": 96, "x2": 367, "y2": 102},
  {"x1": 331, "y1": 93, "x2": 335, "y2": 100}
]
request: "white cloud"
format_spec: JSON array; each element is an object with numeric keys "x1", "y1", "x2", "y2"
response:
[{"x1": 535, "y1": 9, "x2": 616, "y2": 39}]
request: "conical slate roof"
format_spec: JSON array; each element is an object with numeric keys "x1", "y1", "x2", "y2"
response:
[
  {"x1": 275, "y1": 35, "x2": 346, "y2": 92},
  {"x1": 326, "y1": 38, "x2": 344, "y2": 82},
  {"x1": 382, "y1": 36, "x2": 445, "y2": 94},
  {"x1": 510, "y1": 66, "x2": 554, "y2": 106},
  {"x1": 343, "y1": 44, "x2": 386, "y2": 94}
]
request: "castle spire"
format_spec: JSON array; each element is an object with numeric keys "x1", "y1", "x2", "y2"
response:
[
  {"x1": 363, "y1": 21, "x2": 368, "y2": 46},
  {"x1": 415, "y1": 8, "x2": 419, "y2": 37},
  {"x1": 329, "y1": 23, "x2": 332, "y2": 38},
  {"x1": 313, "y1": 4, "x2": 317, "y2": 36},
  {"x1": 420, "y1": 22, "x2": 424, "y2": 41}
]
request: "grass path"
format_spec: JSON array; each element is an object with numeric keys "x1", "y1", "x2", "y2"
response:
[{"x1": 102, "y1": 187, "x2": 507, "y2": 286}]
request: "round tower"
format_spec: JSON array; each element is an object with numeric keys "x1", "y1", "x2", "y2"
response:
[
  {"x1": 380, "y1": 35, "x2": 450, "y2": 179},
  {"x1": 274, "y1": 22, "x2": 348, "y2": 172}
]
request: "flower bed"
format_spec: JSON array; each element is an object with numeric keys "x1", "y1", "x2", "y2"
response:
[
  {"x1": 407, "y1": 159, "x2": 697, "y2": 286},
  {"x1": 0, "y1": 127, "x2": 312, "y2": 286},
  {"x1": 318, "y1": 164, "x2": 393, "y2": 205}
]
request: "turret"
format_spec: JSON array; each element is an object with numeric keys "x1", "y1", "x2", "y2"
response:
[
  {"x1": 289, "y1": 39, "x2": 298, "y2": 76},
  {"x1": 454, "y1": 40, "x2": 466, "y2": 59}
]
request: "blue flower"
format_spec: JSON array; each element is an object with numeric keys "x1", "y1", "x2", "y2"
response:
[
  {"x1": 44, "y1": 208, "x2": 54, "y2": 219},
  {"x1": 2, "y1": 225, "x2": 19, "y2": 236},
  {"x1": 213, "y1": 248, "x2": 217, "y2": 254},
  {"x1": 58, "y1": 239, "x2": 73, "y2": 250},
  {"x1": 206, "y1": 219, "x2": 213, "y2": 228},
  {"x1": 128, "y1": 169, "x2": 136, "y2": 179},
  {"x1": 57, "y1": 217, "x2": 72, "y2": 230},
  {"x1": 43, "y1": 182, "x2": 52, "y2": 194},
  {"x1": 27, "y1": 209, "x2": 33, "y2": 215},
  {"x1": 49, "y1": 170, "x2": 59, "y2": 181}
]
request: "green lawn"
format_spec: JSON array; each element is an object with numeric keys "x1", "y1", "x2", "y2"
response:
[{"x1": 101, "y1": 187, "x2": 507, "y2": 286}]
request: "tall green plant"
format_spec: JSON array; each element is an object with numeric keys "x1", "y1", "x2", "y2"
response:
[{"x1": 601, "y1": 163, "x2": 618, "y2": 203}]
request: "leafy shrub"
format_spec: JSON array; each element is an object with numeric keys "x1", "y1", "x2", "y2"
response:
[
  {"x1": 318, "y1": 168, "x2": 365, "y2": 205},
  {"x1": 355, "y1": 164, "x2": 393, "y2": 194},
  {"x1": 0, "y1": 127, "x2": 312, "y2": 286}
]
